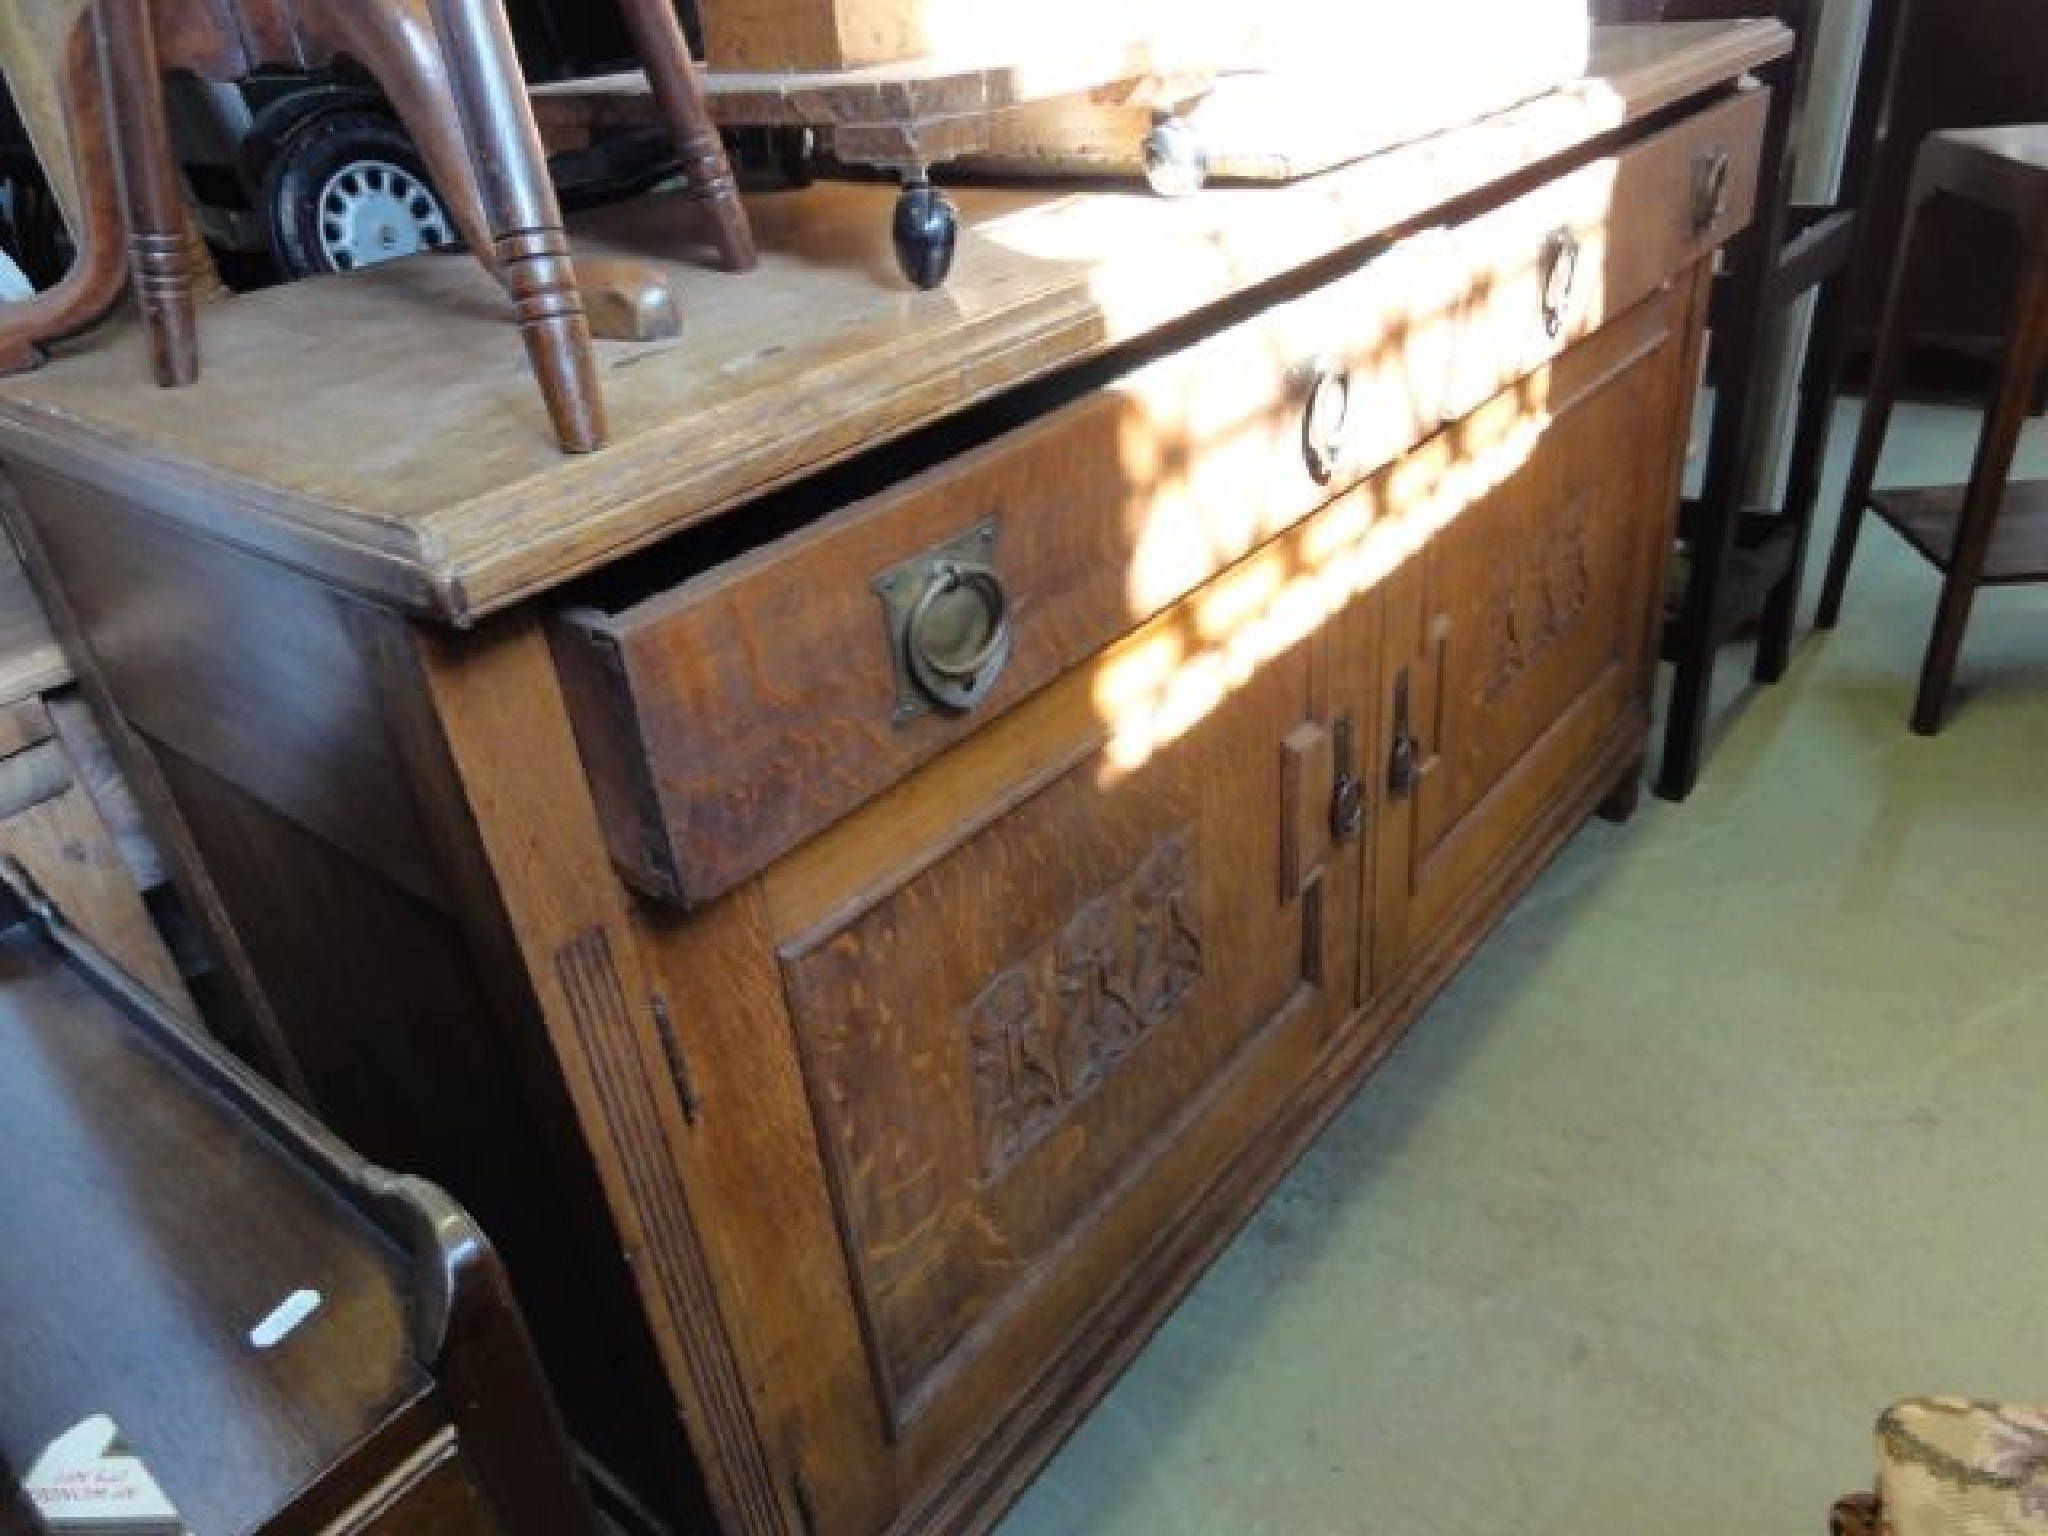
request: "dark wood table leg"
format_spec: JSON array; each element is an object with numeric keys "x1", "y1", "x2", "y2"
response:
[
  {"x1": 1912, "y1": 245, "x2": 2048, "y2": 733},
  {"x1": 1657, "y1": 199, "x2": 1779, "y2": 796},
  {"x1": 1817, "y1": 184, "x2": 1935, "y2": 630}
]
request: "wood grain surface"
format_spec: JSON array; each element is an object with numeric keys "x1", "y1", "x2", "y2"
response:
[
  {"x1": 0, "y1": 22, "x2": 1786, "y2": 626},
  {"x1": 0, "y1": 27, "x2": 1771, "y2": 1536},
  {"x1": 552, "y1": 82, "x2": 1760, "y2": 908},
  {"x1": 0, "y1": 917, "x2": 423, "y2": 1536},
  {"x1": 0, "y1": 543, "x2": 67, "y2": 707}
]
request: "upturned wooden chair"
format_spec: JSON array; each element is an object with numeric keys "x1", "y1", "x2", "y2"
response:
[
  {"x1": 81, "y1": 0, "x2": 612, "y2": 451},
  {"x1": 3, "y1": 0, "x2": 758, "y2": 455}
]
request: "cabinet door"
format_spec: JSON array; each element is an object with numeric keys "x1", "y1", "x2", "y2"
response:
[
  {"x1": 1375, "y1": 293, "x2": 1684, "y2": 965},
  {"x1": 760, "y1": 604, "x2": 1367, "y2": 1478}
]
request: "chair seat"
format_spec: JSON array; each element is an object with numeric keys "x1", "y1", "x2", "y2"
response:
[{"x1": 1873, "y1": 1398, "x2": 2048, "y2": 1536}]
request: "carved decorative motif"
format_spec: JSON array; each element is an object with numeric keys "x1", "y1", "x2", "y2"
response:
[
  {"x1": 968, "y1": 831, "x2": 1203, "y2": 1178},
  {"x1": 1486, "y1": 493, "x2": 1592, "y2": 701}
]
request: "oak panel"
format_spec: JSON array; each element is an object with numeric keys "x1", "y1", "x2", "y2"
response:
[
  {"x1": 764, "y1": 614, "x2": 1359, "y2": 1465},
  {"x1": 1394, "y1": 291, "x2": 1690, "y2": 946},
  {"x1": 12, "y1": 467, "x2": 449, "y2": 911}
]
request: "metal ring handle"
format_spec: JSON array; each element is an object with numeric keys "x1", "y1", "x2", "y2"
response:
[
  {"x1": 1541, "y1": 227, "x2": 1581, "y2": 340},
  {"x1": 1691, "y1": 146, "x2": 1732, "y2": 236},
  {"x1": 905, "y1": 559, "x2": 1013, "y2": 712},
  {"x1": 1303, "y1": 363, "x2": 1351, "y2": 485}
]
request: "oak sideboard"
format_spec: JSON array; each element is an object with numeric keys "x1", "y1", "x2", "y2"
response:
[{"x1": 0, "y1": 22, "x2": 1781, "y2": 1536}]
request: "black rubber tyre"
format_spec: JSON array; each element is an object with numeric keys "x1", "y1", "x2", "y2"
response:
[{"x1": 263, "y1": 108, "x2": 458, "y2": 280}]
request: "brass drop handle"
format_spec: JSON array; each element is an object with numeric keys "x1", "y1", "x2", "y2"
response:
[
  {"x1": 1303, "y1": 362, "x2": 1352, "y2": 485},
  {"x1": 1386, "y1": 666, "x2": 1432, "y2": 802},
  {"x1": 1540, "y1": 227, "x2": 1581, "y2": 340},
  {"x1": 904, "y1": 558, "x2": 1014, "y2": 714},
  {"x1": 1691, "y1": 146, "x2": 1732, "y2": 236},
  {"x1": 1329, "y1": 716, "x2": 1366, "y2": 843}
]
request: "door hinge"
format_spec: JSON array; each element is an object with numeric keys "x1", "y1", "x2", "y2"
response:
[{"x1": 649, "y1": 994, "x2": 702, "y2": 1125}]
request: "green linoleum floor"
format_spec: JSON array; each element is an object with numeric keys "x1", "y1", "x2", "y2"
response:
[{"x1": 995, "y1": 397, "x2": 2048, "y2": 1536}]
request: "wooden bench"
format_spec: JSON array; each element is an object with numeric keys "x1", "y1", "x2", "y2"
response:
[{"x1": 0, "y1": 859, "x2": 602, "y2": 1536}]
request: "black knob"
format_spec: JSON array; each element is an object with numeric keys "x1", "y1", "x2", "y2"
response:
[{"x1": 893, "y1": 182, "x2": 959, "y2": 290}]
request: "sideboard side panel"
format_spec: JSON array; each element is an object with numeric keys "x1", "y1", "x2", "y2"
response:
[{"x1": 2, "y1": 475, "x2": 704, "y2": 1532}]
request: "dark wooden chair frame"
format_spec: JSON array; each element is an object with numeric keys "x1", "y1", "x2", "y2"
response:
[{"x1": 1596, "y1": 0, "x2": 1910, "y2": 799}]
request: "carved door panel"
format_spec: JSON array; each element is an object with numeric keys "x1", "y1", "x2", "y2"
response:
[
  {"x1": 764, "y1": 613, "x2": 1366, "y2": 1481},
  {"x1": 1375, "y1": 294, "x2": 1682, "y2": 963}
]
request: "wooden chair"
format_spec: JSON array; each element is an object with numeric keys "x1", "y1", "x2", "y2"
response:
[
  {"x1": 1589, "y1": 0, "x2": 1909, "y2": 798},
  {"x1": 1816, "y1": 124, "x2": 2048, "y2": 733},
  {"x1": 2, "y1": 1, "x2": 758, "y2": 456}
]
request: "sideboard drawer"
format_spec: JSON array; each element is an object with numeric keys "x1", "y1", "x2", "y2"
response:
[{"x1": 550, "y1": 86, "x2": 1763, "y2": 909}]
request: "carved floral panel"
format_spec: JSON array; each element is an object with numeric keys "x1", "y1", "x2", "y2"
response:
[{"x1": 967, "y1": 830, "x2": 1203, "y2": 1179}]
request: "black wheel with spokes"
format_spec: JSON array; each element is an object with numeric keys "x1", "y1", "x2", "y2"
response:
[{"x1": 264, "y1": 108, "x2": 458, "y2": 279}]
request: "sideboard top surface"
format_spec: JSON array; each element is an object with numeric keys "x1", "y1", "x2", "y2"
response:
[{"x1": 0, "y1": 21, "x2": 1785, "y2": 625}]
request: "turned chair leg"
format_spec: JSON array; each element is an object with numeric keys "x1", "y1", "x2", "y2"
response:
[
  {"x1": 318, "y1": 0, "x2": 607, "y2": 452},
  {"x1": 93, "y1": 0, "x2": 198, "y2": 386},
  {"x1": 1911, "y1": 246, "x2": 2048, "y2": 734},
  {"x1": 614, "y1": 0, "x2": 757, "y2": 273},
  {"x1": 1817, "y1": 185, "x2": 1935, "y2": 630},
  {"x1": 424, "y1": 0, "x2": 605, "y2": 452}
]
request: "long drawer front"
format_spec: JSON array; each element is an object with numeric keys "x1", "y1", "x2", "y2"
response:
[{"x1": 550, "y1": 86, "x2": 1765, "y2": 910}]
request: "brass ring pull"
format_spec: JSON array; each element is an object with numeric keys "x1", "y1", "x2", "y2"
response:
[
  {"x1": 905, "y1": 559, "x2": 1014, "y2": 714},
  {"x1": 1691, "y1": 146, "x2": 1732, "y2": 236},
  {"x1": 1541, "y1": 227, "x2": 1581, "y2": 340}
]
